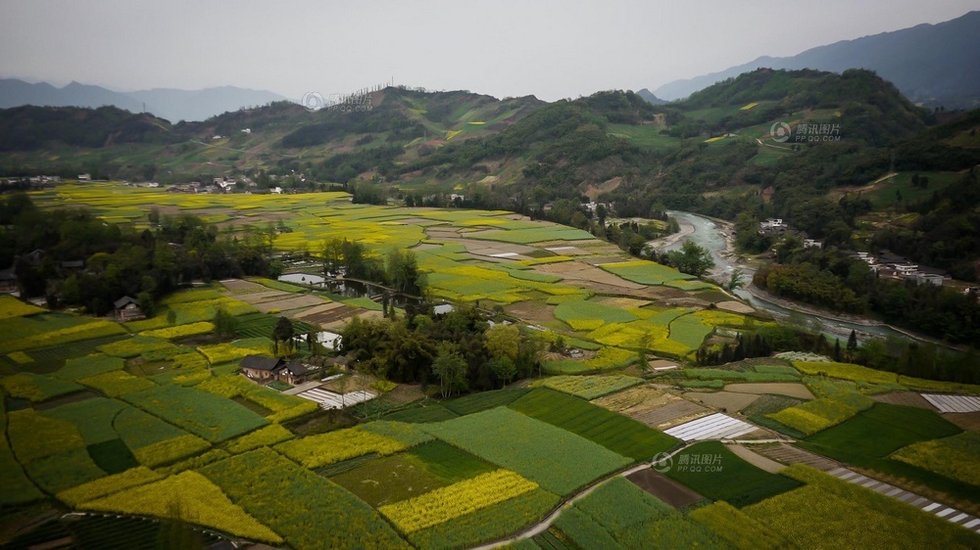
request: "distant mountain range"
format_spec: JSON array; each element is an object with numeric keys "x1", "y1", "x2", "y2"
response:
[
  {"x1": 651, "y1": 10, "x2": 980, "y2": 108},
  {"x1": 634, "y1": 89, "x2": 666, "y2": 106},
  {"x1": 0, "y1": 79, "x2": 287, "y2": 122}
]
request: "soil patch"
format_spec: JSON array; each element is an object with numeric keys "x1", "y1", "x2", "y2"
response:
[
  {"x1": 683, "y1": 391, "x2": 760, "y2": 413},
  {"x1": 626, "y1": 468, "x2": 704, "y2": 508},
  {"x1": 726, "y1": 383, "x2": 814, "y2": 400}
]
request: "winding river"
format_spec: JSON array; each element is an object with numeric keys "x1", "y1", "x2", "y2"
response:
[{"x1": 653, "y1": 211, "x2": 938, "y2": 345}]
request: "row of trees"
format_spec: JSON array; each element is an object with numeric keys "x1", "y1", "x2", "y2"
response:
[
  {"x1": 339, "y1": 307, "x2": 543, "y2": 395},
  {"x1": 1, "y1": 193, "x2": 281, "y2": 315}
]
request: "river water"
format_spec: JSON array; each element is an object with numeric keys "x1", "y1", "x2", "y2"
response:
[{"x1": 652, "y1": 210, "x2": 923, "y2": 344}]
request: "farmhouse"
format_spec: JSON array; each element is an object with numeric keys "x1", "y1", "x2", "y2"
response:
[
  {"x1": 113, "y1": 296, "x2": 145, "y2": 321},
  {"x1": 240, "y1": 355, "x2": 285, "y2": 381},
  {"x1": 239, "y1": 355, "x2": 317, "y2": 385}
]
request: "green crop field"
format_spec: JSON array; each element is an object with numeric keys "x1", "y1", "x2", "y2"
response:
[
  {"x1": 553, "y1": 477, "x2": 725, "y2": 548},
  {"x1": 509, "y1": 388, "x2": 677, "y2": 460},
  {"x1": 421, "y1": 407, "x2": 631, "y2": 495},
  {"x1": 664, "y1": 441, "x2": 801, "y2": 506},
  {"x1": 743, "y1": 465, "x2": 979, "y2": 548},
  {"x1": 4, "y1": 181, "x2": 976, "y2": 548},
  {"x1": 121, "y1": 384, "x2": 268, "y2": 443},
  {"x1": 798, "y1": 403, "x2": 973, "y2": 500},
  {"x1": 200, "y1": 448, "x2": 409, "y2": 549}
]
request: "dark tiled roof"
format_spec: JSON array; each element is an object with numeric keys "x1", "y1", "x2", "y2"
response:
[
  {"x1": 239, "y1": 355, "x2": 284, "y2": 371},
  {"x1": 283, "y1": 361, "x2": 309, "y2": 376},
  {"x1": 113, "y1": 295, "x2": 138, "y2": 309}
]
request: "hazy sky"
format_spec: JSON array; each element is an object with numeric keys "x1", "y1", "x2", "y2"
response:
[{"x1": 1, "y1": 0, "x2": 977, "y2": 100}]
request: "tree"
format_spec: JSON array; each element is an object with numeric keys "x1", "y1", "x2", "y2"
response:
[
  {"x1": 431, "y1": 342, "x2": 468, "y2": 398},
  {"x1": 213, "y1": 307, "x2": 238, "y2": 339},
  {"x1": 273, "y1": 316, "x2": 295, "y2": 355},
  {"x1": 727, "y1": 268, "x2": 745, "y2": 291},
  {"x1": 166, "y1": 308, "x2": 177, "y2": 326},
  {"x1": 489, "y1": 356, "x2": 517, "y2": 387},
  {"x1": 846, "y1": 329, "x2": 859, "y2": 359},
  {"x1": 485, "y1": 324, "x2": 520, "y2": 362},
  {"x1": 666, "y1": 241, "x2": 715, "y2": 277}
]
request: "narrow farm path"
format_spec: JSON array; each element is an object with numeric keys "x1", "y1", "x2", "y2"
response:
[{"x1": 473, "y1": 445, "x2": 696, "y2": 549}]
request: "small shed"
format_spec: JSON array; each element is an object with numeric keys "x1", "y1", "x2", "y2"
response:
[{"x1": 113, "y1": 296, "x2": 145, "y2": 321}]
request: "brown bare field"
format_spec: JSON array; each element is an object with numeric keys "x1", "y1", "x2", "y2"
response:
[
  {"x1": 504, "y1": 301, "x2": 558, "y2": 325},
  {"x1": 235, "y1": 289, "x2": 292, "y2": 305},
  {"x1": 870, "y1": 391, "x2": 935, "y2": 410},
  {"x1": 595, "y1": 296, "x2": 651, "y2": 309},
  {"x1": 320, "y1": 309, "x2": 383, "y2": 330},
  {"x1": 221, "y1": 279, "x2": 272, "y2": 294},
  {"x1": 751, "y1": 443, "x2": 839, "y2": 471},
  {"x1": 715, "y1": 300, "x2": 756, "y2": 314},
  {"x1": 725, "y1": 444, "x2": 786, "y2": 473},
  {"x1": 626, "y1": 468, "x2": 703, "y2": 508},
  {"x1": 254, "y1": 294, "x2": 328, "y2": 313},
  {"x1": 591, "y1": 385, "x2": 672, "y2": 415},
  {"x1": 684, "y1": 391, "x2": 760, "y2": 413},
  {"x1": 944, "y1": 412, "x2": 980, "y2": 431},
  {"x1": 384, "y1": 384, "x2": 426, "y2": 405},
  {"x1": 630, "y1": 399, "x2": 711, "y2": 429},
  {"x1": 725, "y1": 383, "x2": 815, "y2": 400},
  {"x1": 534, "y1": 261, "x2": 644, "y2": 289}
]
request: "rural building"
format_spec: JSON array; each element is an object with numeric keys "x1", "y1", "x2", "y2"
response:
[
  {"x1": 759, "y1": 218, "x2": 788, "y2": 235},
  {"x1": 239, "y1": 355, "x2": 318, "y2": 385},
  {"x1": 0, "y1": 269, "x2": 16, "y2": 293},
  {"x1": 240, "y1": 356, "x2": 286, "y2": 381},
  {"x1": 279, "y1": 361, "x2": 311, "y2": 385},
  {"x1": 113, "y1": 296, "x2": 145, "y2": 321}
]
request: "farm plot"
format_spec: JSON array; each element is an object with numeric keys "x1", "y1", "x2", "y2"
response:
[
  {"x1": 195, "y1": 374, "x2": 317, "y2": 422},
  {"x1": 553, "y1": 476, "x2": 725, "y2": 549},
  {"x1": 0, "y1": 372, "x2": 82, "y2": 402},
  {"x1": 378, "y1": 469, "x2": 539, "y2": 533},
  {"x1": 0, "y1": 402, "x2": 44, "y2": 505},
  {"x1": 663, "y1": 413, "x2": 759, "y2": 441},
  {"x1": 406, "y1": 488, "x2": 559, "y2": 550},
  {"x1": 530, "y1": 375, "x2": 643, "y2": 400},
  {"x1": 443, "y1": 388, "x2": 530, "y2": 416},
  {"x1": 122, "y1": 384, "x2": 268, "y2": 443},
  {"x1": 79, "y1": 470, "x2": 282, "y2": 543},
  {"x1": 330, "y1": 453, "x2": 455, "y2": 507},
  {"x1": 0, "y1": 313, "x2": 126, "y2": 354},
  {"x1": 275, "y1": 423, "x2": 430, "y2": 469},
  {"x1": 630, "y1": 399, "x2": 712, "y2": 429},
  {"x1": 542, "y1": 346, "x2": 636, "y2": 374},
  {"x1": 199, "y1": 448, "x2": 410, "y2": 549},
  {"x1": 0, "y1": 295, "x2": 45, "y2": 319},
  {"x1": 112, "y1": 406, "x2": 211, "y2": 467},
  {"x1": 598, "y1": 259, "x2": 693, "y2": 285},
  {"x1": 743, "y1": 464, "x2": 979, "y2": 549},
  {"x1": 54, "y1": 354, "x2": 126, "y2": 381},
  {"x1": 663, "y1": 441, "x2": 801, "y2": 506},
  {"x1": 509, "y1": 388, "x2": 677, "y2": 460},
  {"x1": 683, "y1": 391, "x2": 759, "y2": 413},
  {"x1": 196, "y1": 337, "x2": 273, "y2": 364},
  {"x1": 690, "y1": 501, "x2": 794, "y2": 550},
  {"x1": 420, "y1": 407, "x2": 631, "y2": 495},
  {"x1": 798, "y1": 403, "x2": 971, "y2": 499},
  {"x1": 922, "y1": 394, "x2": 980, "y2": 413},
  {"x1": 891, "y1": 431, "x2": 980, "y2": 487},
  {"x1": 297, "y1": 387, "x2": 377, "y2": 410},
  {"x1": 766, "y1": 380, "x2": 875, "y2": 435}
]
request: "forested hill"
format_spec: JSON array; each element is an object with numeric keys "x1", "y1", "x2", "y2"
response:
[{"x1": 1, "y1": 70, "x2": 978, "y2": 278}]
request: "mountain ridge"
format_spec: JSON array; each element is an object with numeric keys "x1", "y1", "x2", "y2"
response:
[
  {"x1": 651, "y1": 10, "x2": 980, "y2": 108},
  {"x1": 0, "y1": 78, "x2": 287, "y2": 122}
]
